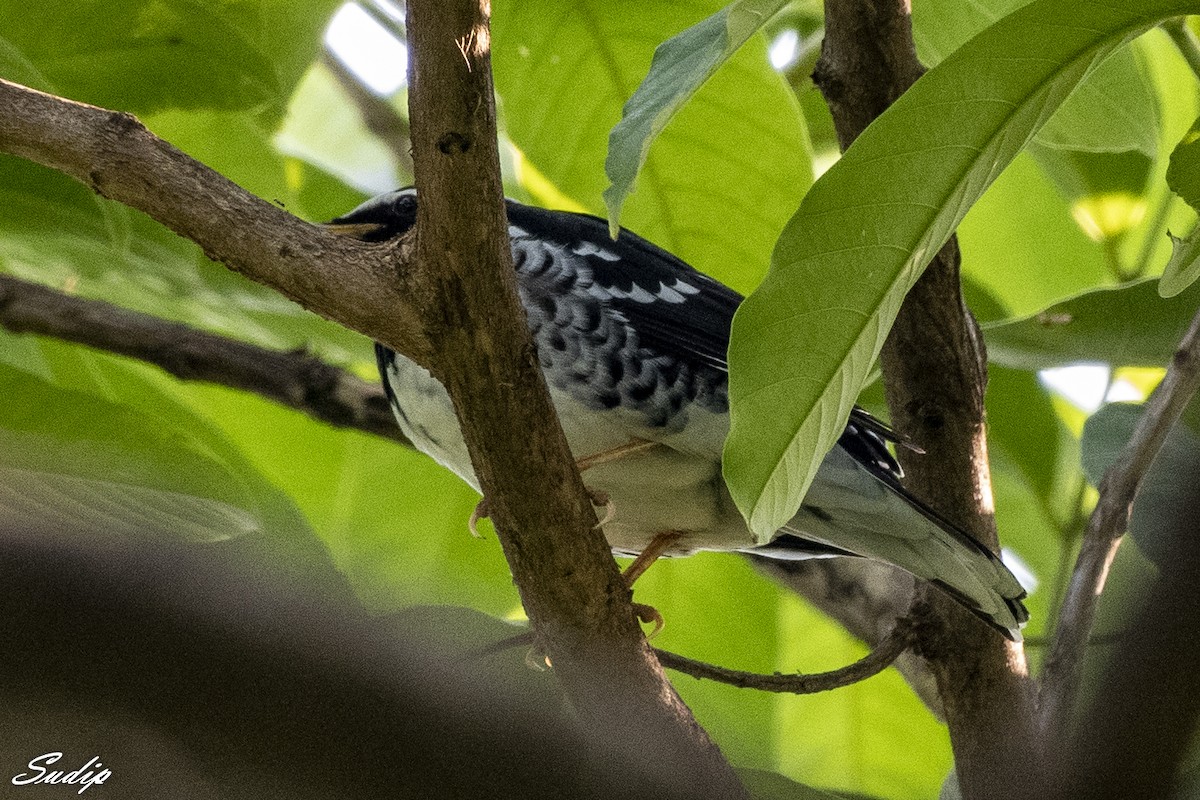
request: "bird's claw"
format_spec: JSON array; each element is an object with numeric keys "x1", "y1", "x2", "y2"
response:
[
  {"x1": 633, "y1": 602, "x2": 665, "y2": 637},
  {"x1": 589, "y1": 488, "x2": 616, "y2": 528},
  {"x1": 471, "y1": 490, "x2": 612, "y2": 536},
  {"x1": 468, "y1": 498, "x2": 489, "y2": 539}
]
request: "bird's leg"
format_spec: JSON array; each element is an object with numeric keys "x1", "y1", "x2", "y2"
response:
[
  {"x1": 575, "y1": 438, "x2": 659, "y2": 472},
  {"x1": 469, "y1": 439, "x2": 660, "y2": 536},
  {"x1": 623, "y1": 530, "x2": 685, "y2": 636},
  {"x1": 622, "y1": 530, "x2": 684, "y2": 585},
  {"x1": 575, "y1": 439, "x2": 659, "y2": 528}
]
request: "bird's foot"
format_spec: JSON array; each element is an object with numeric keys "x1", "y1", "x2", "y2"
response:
[
  {"x1": 621, "y1": 531, "x2": 685, "y2": 636},
  {"x1": 589, "y1": 488, "x2": 616, "y2": 528},
  {"x1": 469, "y1": 487, "x2": 613, "y2": 537},
  {"x1": 468, "y1": 498, "x2": 490, "y2": 538},
  {"x1": 633, "y1": 602, "x2": 666, "y2": 637}
]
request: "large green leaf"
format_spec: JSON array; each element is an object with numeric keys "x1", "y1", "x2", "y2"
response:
[
  {"x1": 602, "y1": 0, "x2": 791, "y2": 231},
  {"x1": 491, "y1": 0, "x2": 811, "y2": 295},
  {"x1": 0, "y1": 0, "x2": 338, "y2": 116},
  {"x1": 0, "y1": 346, "x2": 310, "y2": 547},
  {"x1": 770, "y1": 595, "x2": 952, "y2": 797},
  {"x1": 725, "y1": 0, "x2": 1199, "y2": 538},
  {"x1": 958, "y1": 152, "x2": 1113, "y2": 321},
  {"x1": 984, "y1": 277, "x2": 1200, "y2": 369},
  {"x1": 166, "y1": 376, "x2": 521, "y2": 615},
  {"x1": 912, "y1": 0, "x2": 1160, "y2": 157}
]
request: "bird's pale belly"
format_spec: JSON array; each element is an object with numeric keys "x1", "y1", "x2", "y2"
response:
[
  {"x1": 383, "y1": 354, "x2": 752, "y2": 557},
  {"x1": 549, "y1": 388, "x2": 753, "y2": 556}
]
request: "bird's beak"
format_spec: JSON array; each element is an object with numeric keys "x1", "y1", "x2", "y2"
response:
[{"x1": 321, "y1": 222, "x2": 388, "y2": 239}]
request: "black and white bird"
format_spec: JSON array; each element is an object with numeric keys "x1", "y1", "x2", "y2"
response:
[{"x1": 330, "y1": 188, "x2": 1029, "y2": 640}]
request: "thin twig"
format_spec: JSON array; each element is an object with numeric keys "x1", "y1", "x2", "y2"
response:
[
  {"x1": 0, "y1": 274, "x2": 409, "y2": 446},
  {"x1": 1041, "y1": 303, "x2": 1200, "y2": 738},
  {"x1": 464, "y1": 620, "x2": 914, "y2": 695},
  {"x1": 655, "y1": 618, "x2": 913, "y2": 695}
]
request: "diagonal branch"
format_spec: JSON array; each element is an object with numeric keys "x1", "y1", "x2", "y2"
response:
[
  {"x1": 0, "y1": 274, "x2": 407, "y2": 445},
  {"x1": 1040, "y1": 302, "x2": 1200, "y2": 741},
  {"x1": 0, "y1": 79, "x2": 429, "y2": 368}
]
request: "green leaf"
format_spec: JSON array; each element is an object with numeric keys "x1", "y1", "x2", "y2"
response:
[
  {"x1": 1032, "y1": 44, "x2": 1159, "y2": 158},
  {"x1": 491, "y1": 0, "x2": 811, "y2": 295},
  {"x1": 275, "y1": 61, "x2": 409, "y2": 198},
  {"x1": 1161, "y1": 225, "x2": 1200, "y2": 297},
  {"x1": 1161, "y1": 119, "x2": 1200, "y2": 296},
  {"x1": 602, "y1": 0, "x2": 790, "y2": 232},
  {"x1": 0, "y1": 155, "x2": 371, "y2": 366},
  {"x1": 1080, "y1": 402, "x2": 1200, "y2": 566},
  {"x1": 167, "y1": 377, "x2": 521, "y2": 615},
  {"x1": 913, "y1": 0, "x2": 1159, "y2": 157},
  {"x1": 1167, "y1": 118, "x2": 1200, "y2": 209},
  {"x1": 725, "y1": 0, "x2": 1198, "y2": 538},
  {"x1": 959, "y1": 152, "x2": 1113, "y2": 320},
  {"x1": 768, "y1": 595, "x2": 952, "y2": 796},
  {"x1": 0, "y1": 356, "x2": 284, "y2": 544},
  {"x1": 984, "y1": 277, "x2": 1200, "y2": 369},
  {"x1": 0, "y1": 0, "x2": 338, "y2": 116},
  {"x1": 987, "y1": 365, "x2": 1066, "y2": 500}
]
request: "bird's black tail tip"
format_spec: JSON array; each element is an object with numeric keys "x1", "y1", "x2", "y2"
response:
[{"x1": 931, "y1": 579, "x2": 1028, "y2": 642}]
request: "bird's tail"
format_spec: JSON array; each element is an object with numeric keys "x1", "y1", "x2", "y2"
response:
[{"x1": 767, "y1": 449, "x2": 1029, "y2": 641}]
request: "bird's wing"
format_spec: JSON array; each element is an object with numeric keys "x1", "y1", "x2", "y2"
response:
[{"x1": 505, "y1": 203, "x2": 740, "y2": 376}]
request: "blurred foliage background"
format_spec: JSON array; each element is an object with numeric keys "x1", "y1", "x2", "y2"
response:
[{"x1": 1, "y1": 1, "x2": 1198, "y2": 797}]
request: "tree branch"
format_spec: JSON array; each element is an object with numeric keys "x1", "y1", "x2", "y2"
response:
[
  {"x1": 0, "y1": 79, "x2": 429, "y2": 368},
  {"x1": 0, "y1": 274, "x2": 407, "y2": 444},
  {"x1": 374, "y1": 1, "x2": 748, "y2": 793},
  {"x1": 1051, "y1": 466, "x2": 1200, "y2": 800},
  {"x1": 468, "y1": 619, "x2": 913, "y2": 696},
  {"x1": 1041, "y1": 303, "x2": 1200, "y2": 741},
  {"x1": 813, "y1": 2, "x2": 1040, "y2": 797},
  {"x1": 656, "y1": 618, "x2": 912, "y2": 694},
  {"x1": 749, "y1": 557, "x2": 943, "y2": 714}
]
